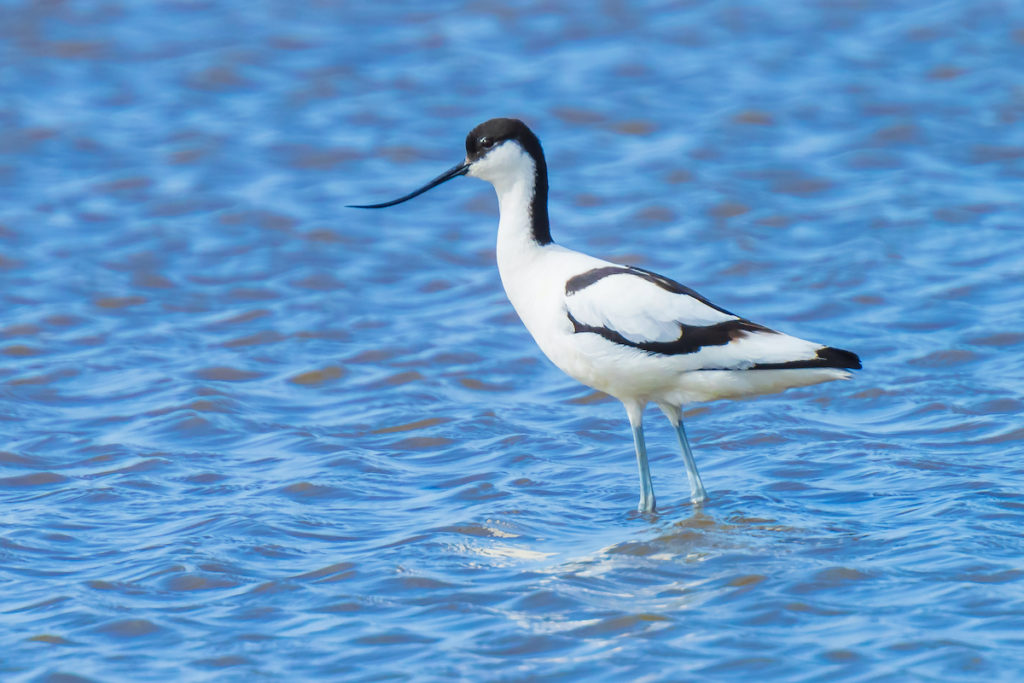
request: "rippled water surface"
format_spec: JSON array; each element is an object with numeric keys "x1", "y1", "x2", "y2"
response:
[{"x1": 3, "y1": 1, "x2": 1024, "y2": 680}]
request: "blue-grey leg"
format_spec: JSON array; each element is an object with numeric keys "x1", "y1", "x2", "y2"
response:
[
  {"x1": 631, "y1": 423, "x2": 656, "y2": 512},
  {"x1": 658, "y1": 403, "x2": 707, "y2": 505},
  {"x1": 673, "y1": 420, "x2": 707, "y2": 504},
  {"x1": 625, "y1": 403, "x2": 655, "y2": 512}
]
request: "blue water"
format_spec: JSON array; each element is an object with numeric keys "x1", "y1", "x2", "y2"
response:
[{"x1": 3, "y1": 1, "x2": 1024, "y2": 680}]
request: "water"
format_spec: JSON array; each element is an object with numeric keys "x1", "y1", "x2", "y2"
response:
[{"x1": 3, "y1": 0, "x2": 1024, "y2": 679}]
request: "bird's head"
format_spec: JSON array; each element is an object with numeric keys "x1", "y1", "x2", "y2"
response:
[{"x1": 348, "y1": 117, "x2": 545, "y2": 209}]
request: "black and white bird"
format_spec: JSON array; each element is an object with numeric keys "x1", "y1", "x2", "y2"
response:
[{"x1": 350, "y1": 118, "x2": 860, "y2": 512}]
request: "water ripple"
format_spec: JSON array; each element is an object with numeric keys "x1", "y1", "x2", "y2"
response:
[{"x1": 3, "y1": 0, "x2": 1024, "y2": 680}]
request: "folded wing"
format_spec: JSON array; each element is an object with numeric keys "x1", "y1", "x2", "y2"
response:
[{"x1": 564, "y1": 265, "x2": 860, "y2": 371}]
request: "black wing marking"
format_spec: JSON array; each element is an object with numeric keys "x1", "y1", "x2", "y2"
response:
[
  {"x1": 565, "y1": 265, "x2": 735, "y2": 316},
  {"x1": 566, "y1": 310, "x2": 769, "y2": 356},
  {"x1": 564, "y1": 265, "x2": 861, "y2": 369}
]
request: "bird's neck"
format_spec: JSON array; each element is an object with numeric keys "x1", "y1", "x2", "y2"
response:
[
  {"x1": 494, "y1": 166, "x2": 554, "y2": 277},
  {"x1": 493, "y1": 153, "x2": 550, "y2": 252}
]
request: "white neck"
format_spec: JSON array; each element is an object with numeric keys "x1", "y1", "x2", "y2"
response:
[
  {"x1": 494, "y1": 172, "x2": 546, "y2": 277},
  {"x1": 467, "y1": 141, "x2": 557, "y2": 324},
  {"x1": 466, "y1": 144, "x2": 550, "y2": 276}
]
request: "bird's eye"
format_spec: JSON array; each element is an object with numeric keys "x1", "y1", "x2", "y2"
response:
[{"x1": 479, "y1": 136, "x2": 495, "y2": 149}]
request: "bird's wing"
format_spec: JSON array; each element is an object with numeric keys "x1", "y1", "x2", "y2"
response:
[{"x1": 564, "y1": 265, "x2": 859, "y2": 370}]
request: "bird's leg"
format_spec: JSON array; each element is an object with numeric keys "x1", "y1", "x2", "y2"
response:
[
  {"x1": 674, "y1": 420, "x2": 708, "y2": 505},
  {"x1": 659, "y1": 404, "x2": 708, "y2": 505},
  {"x1": 626, "y1": 403, "x2": 655, "y2": 512}
]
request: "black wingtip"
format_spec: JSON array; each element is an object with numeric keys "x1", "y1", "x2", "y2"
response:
[
  {"x1": 817, "y1": 346, "x2": 862, "y2": 370},
  {"x1": 749, "y1": 346, "x2": 862, "y2": 371}
]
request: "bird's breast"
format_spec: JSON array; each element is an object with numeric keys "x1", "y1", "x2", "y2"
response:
[{"x1": 495, "y1": 247, "x2": 624, "y2": 388}]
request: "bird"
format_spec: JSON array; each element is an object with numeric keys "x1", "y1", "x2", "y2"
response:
[{"x1": 349, "y1": 117, "x2": 860, "y2": 512}]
